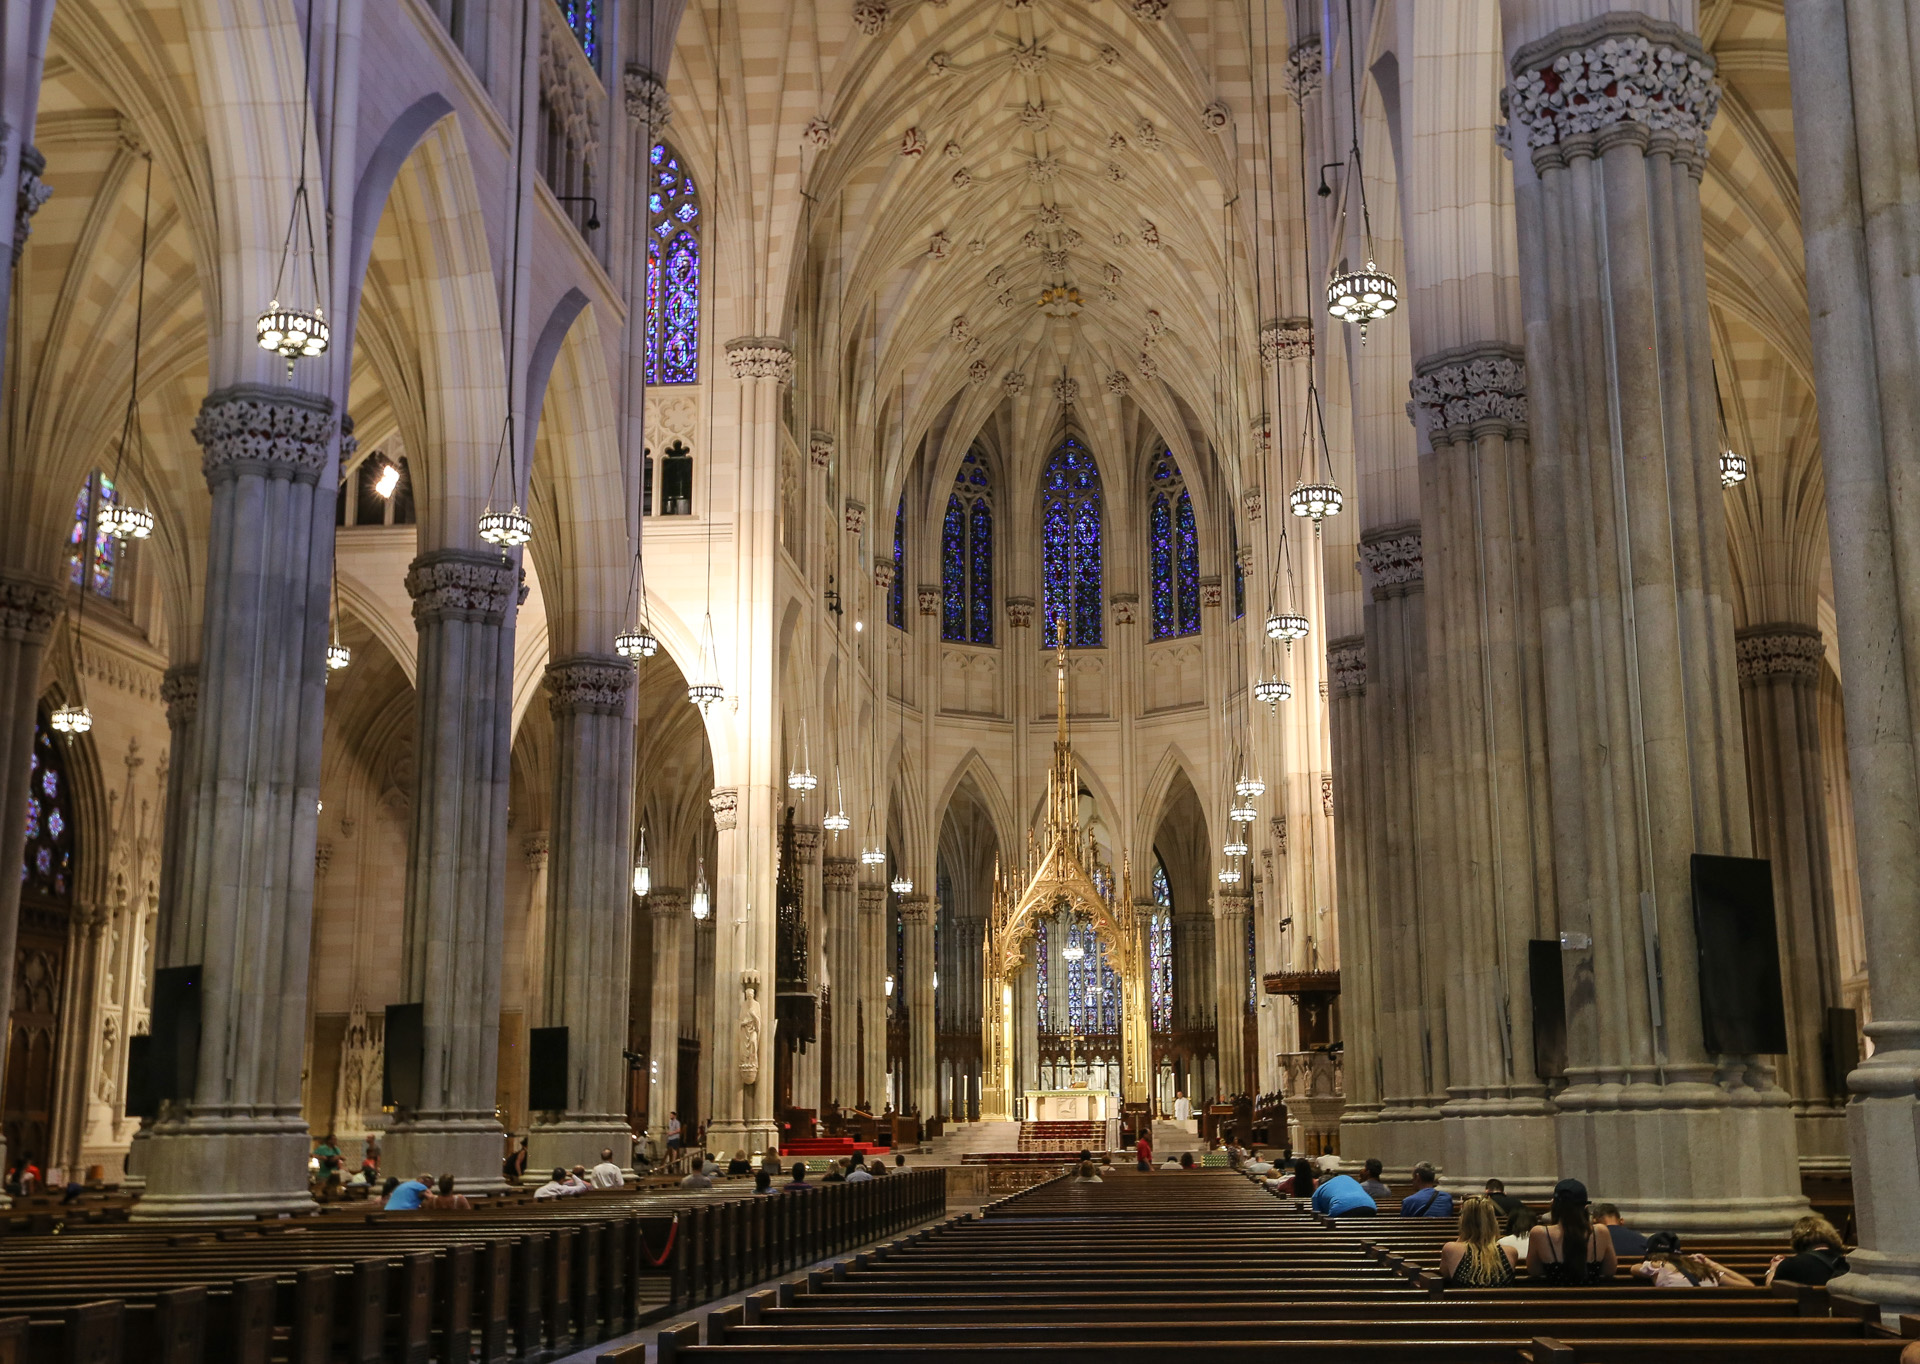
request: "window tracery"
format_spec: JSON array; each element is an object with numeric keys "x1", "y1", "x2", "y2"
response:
[
  {"x1": 645, "y1": 144, "x2": 700, "y2": 385},
  {"x1": 890, "y1": 496, "x2": 906, "y2": 629},
  {"x1": 941, "y1": 449, "x2": 993, "y2": 644},
  {"x1": 1148, "y1": 450, "x2": 1200, "y2": 638},
  {"x1": 1040, "y1": 436, "x2": 1103, "y2": 646}
]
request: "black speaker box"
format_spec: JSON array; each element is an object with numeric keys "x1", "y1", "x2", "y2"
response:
[
  {"x1": 384, "y1": 1002, "x2": 425, "y2": 1110},
  {"x1": 1690, "y1": 853, "x2": 1789, "y2": 1055},
  {"x1": 148, "y1": 964, "x2": 202, "y2": 1103},
  {"x1": 124, "y1": 1033, "x2": 156, "y2": 1119},
  {"x1": 1528, "y1": 939, "x2": 1568, "y2": 1081},
  {"x1": 528, "y1": 1026, "x2": 570, "y2": 1112}
]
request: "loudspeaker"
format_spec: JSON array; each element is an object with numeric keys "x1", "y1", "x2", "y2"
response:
[
  {"x1": 124, "y1": 1034, "x2": 156, "y2": 1119},
  {"x1": 528, "y1": 1027, "x2": 570, "y2": 1112},
  {"x1": 383, "y1": 1003, "x2": 425, "y2": 1110},
  {"x1": 149, "y1": 964, "x2": 202, "y2": 1103},
  {"x1": 1824, "y1": 1006, "x2": 1860, "y2": 1100},
  {"x1": 1528, "y1": 940, "x2": 1568, "y2": 1081},
  {"x1": 1690, "y1": 853, "x2": 1789, "y2": 1055}
]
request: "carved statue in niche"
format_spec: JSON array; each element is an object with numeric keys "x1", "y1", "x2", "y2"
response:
[{"x1": 738, "y1": 971, "x2": 763, "y2": 1086}]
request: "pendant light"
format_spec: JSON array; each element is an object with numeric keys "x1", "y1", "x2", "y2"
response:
[
  {"x1": 787, "y1": 718, "x2": 818, "y2": 792},
  {"x1": 256, "y1": 3, "x2": 329, "y2": 372},
  {"x1": 823, "y1": 765, "x2": 851, "y2": 832},
  {"x1": 1711, "y1": 359, "x2": 1748, "y2": 489},
  {"x1": 614, "y1": 542, "x2": 658, "y2": 659},
  {"x1": 53, "y1": 502, "x2": 95, "y2": 737},
  {"x1": 1252, "y1": 674, "x2": 1292, "y2": 705},
  {"x1": 887, "y1": 686, "x2": 910, "y2": 893},
  {"x1": 1323, "y1": 0, "x2": 1397, "y2": 341},
  {"x1": 691, "y1": 851, "x2": 711, "y2": 921},
  {"x1": 632, "y1": 824, "x2": 651, "y2": 896},
  {"x1": 689, "y1": 612, "x2": 723, "y2": 711},
  {"x1": 102, "y1": 154, "x2": 158, "y2": 544},
  {"x1": 1217, "y1": 864, "x2": 1242, "y2": 885},
  {"x1": 479, "y1": 7, "x2": 535, "y2": 549}
]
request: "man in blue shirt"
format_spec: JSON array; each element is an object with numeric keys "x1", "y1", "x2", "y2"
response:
[
  {"x1": 1398, "y1": 1162, "x2": 1454, "y2": 1217},
  {"x1": 384, "y1": 1171, "x2": 433, "y2": 1211},
  {"x1": 1310, "y1": 1166, "x2": 1379, "y2": 1218}
]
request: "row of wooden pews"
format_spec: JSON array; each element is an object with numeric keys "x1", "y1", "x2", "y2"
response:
[
  {"x1": 0, "y1": 1167, "x2": 942, "y2": 1363},
  {"x1": 646, "y1": 1170, "x2": 1916, "y2": 1364}
]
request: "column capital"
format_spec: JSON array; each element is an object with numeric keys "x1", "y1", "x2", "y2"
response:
[
  {"x1": 1283, "y1": 40, "x2": 1321, "y2": 103},
  {"x1": 1509, "y1": 14, "x2": 1718, "y2": 164},
  {"x1": 724, "y1": 336, "x2": 793, "y2": 382},
  {"x1": 900, "y1": 893, "x2": 932, "y2": 923},
  {"x1": 1006, "y1": 596, "x2": 1035, "y2": 629},
  {"x1": 623, "y1": 67, "x2": 671, "y2": 127},
  {"x1": 161, "y1": 665, "x2": 200, "y2": 728},
  {"x1": 793, "y1": 824, "x2": 822, "y2": 860},
  {"x1": 1735, "y1": 623, "x2": 1823, "y2": 685},
  {"x1": 0, "y1": 572, "x2": 62, "y2": 644},
  {"x1": 1213, "y1": 892, "x2": 1251, "y2": 919},
  {"x1": 523, "y1": 831, "x2": 550, "y2": 870},
  {"x1": 857, "y1": 884, "x2": 886, "y2": 912},
  {"x1": 1260, "y1": 317, "x2": 1313, "y2": 366},
  {"x1": 544, "y1": 654, "x2": 635, "y2": 717},
  {"x1": 648, "y1": 888, "x2": 688, "y2": 918},
  {"x1": 823, "y1": 857, "x2": 858, "y2": 890},
  {"x1": 809, "y1": 430, "x2": 835, "y2": 468},
  {"x1": 406, "y1": 550, "x2": 518, "y2": 627},
  {"x1": 1411, "y1": 343, "x2": 1527, "y2": 445},
  {"x1": 192, "y1": 384, "x2": 337, "y2": 488},
  {"x1": 1359, "y1": 524, "x2": 1423, "y2": 599},
  {"x1": 710, "y1": 787, "x2": 739, "y2": 831}
]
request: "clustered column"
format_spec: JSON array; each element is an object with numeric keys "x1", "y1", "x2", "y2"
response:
[
  {"x1": 856, "y1": 882, "x2": 886, "y2": 1109},
  {"x1": 791, "y1": 824, "x2": 822, "y2": 1114},
  {"x1": 529, "y1": 655, "x2": 637, "y2": 1172},
  {"x1": 1211, "y1": 891, "x2": 1250, "y2": 1095},
  {"x1": 139, "y1": 385, "x2": 337, "y2": 1220},
  {"x1": 381, "y1": 547, "x2": 520, "y2": 1195},
  {"x1": 1324, "y1": 639, "x2": 1378, "y2": 1137},
  {"x1": 823, "y1": 857, "x2": 858, "y2": 1109},
  {"x1": 901, "y1": 892, "x2": 934, "y2": 1121},
  {"x1": 644, "y1": 889, "x2": 687, "y2": 1151},
  {"x1": 1783, "y1": 0, "x2": 1920, "y2": 1313}
]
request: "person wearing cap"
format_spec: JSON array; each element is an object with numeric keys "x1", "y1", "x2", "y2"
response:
[
  {"x1": 1528, "y1": 1178, "x2": 1618, "y2": 1284},
  {"x1": 1632, "y1": 1231, "x2": 1752, "y2": 1287}
]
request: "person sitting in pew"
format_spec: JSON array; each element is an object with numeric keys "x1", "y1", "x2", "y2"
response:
[
  {"x1": 1244, "y1": 1147, "x2": 1274, "y2": 1175},
  {"x1": 1499, "y1": 1207, "x2": 1537, "y2": 1267},
  {"x1": 594, "y1": 1148, "x2": 629, "y2": 1187},
  {"x1": 1441, "y1": 1196, "x2": 1519, "y2": 1287},
  {"x1": 676, "y1": 1163, "x2": 714, "y2": 1190},
  {"x1": 822, "y1": 1158, "x2": 849, "y2": 1183},
  {"x1": 1179, "y1": 1152, "x2": 1196, "y2": 1170},
  {"x1": 1359, "y1": 1157, "x2": 1392, "y2": 1202},
  {"x1": 1272, "y1": 1157, "x2": 1316, "y2": 1198},
  {"x1": 846, "y1": 1157, "x2": 874, "y2": 1183},
  {"x1": 752, "y1": 1170, "x2": 774, "y2": 1194},
  {"x1": 1098, "y1": 1157, "x2": 1119, "y2": 1176},
  {"x1": 784, "y1": 1162, "x2": 811, "y2": 1191},
  {"x1": 1482, "y1": 1177, "x2": 1526, "y2": 1223},
  {"x1": 1632, "y1": 1231, "x2": 1752, "y2": 1287},
  {"x1": 1765, "y1": 1214, "x2": 1851, "y2": 1288},
  {"x1": 385, "y1": 1171, "x2": 434, "y2": 1211},
  {"x1": 537, "y1": 1167, "x2": 588, "y2": 1198},
  {"x1": 1594, "y1": 1201, "x2": 1648, "y2": 1256},
  {"x1": 1073, "y1": 1160, "x2": 1103, "y2": 1183},
  {"x1": 724, "y1": 1149, "x2": 753, "y2": 1178},
  {"x1": 1399, "y1": 1162, "x2": 1454, "y2": 1217},
  {"x1": 1528, "y1": 1179, "x2": 1617, "y2": 1285},
  {"x1": 1309, "y1": 1164, "x2": 1378, "y2": 1218},
  {"x1": 426, "y1": 1174, "x2": 473, "y2": 1212},
  {"x1": 1159, "y1": 1153, "x2": 1183, "y2": 1170}
]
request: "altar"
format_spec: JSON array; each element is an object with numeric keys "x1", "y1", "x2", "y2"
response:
[{"x1": 1026, "y1": 1088, "x2": 1114, "y2": 1122}]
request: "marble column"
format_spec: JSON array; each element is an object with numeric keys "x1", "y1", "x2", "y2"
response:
[
  {"x1": 528, "y1": 656, "x2": 636, "y2": 1172},
  {"x1": 791, "y1": 825, "x2": 822, "y2": 1114},
  {"x1": 380, "y1": 549, "x2": 520, "y2": 1196},
  {"x1": 902, "y1": 892, "x2": 934, "y2": 1123},
  {"x1": 1507, "y1": 9, "x2": 1802, "y2": 1232},
  {"x1": 1212, "y1": 892, "x2": 1249, "y2": 1096},
  {"x1": 137, "y1": 386, "x2": 337, "y2": 1220},
  {"x1": 856, "y1": 882, "x2": 885, "y2": 1109},
  {"x1": 1783, "y1": 0, "x2": 1920, "y2": 1312},
  {"x1": 644, "y1": 889, "x2": 687, "y2": 1151},
  {"x1": 0, "y1": 571, "x2": 61, "y2": 1190},
  {"x1": 823, "y1": 857, "x2": 857, "y2": 1109},
  {"x1": 1734, "y1": 625, "x2": 1847, "y2": 1166},
  {"x1": 1412, "y1": 350, "x2": 1559, "y2": 1195},
  {"x1": 1326, "y1": 638, "x2": 1382, "y2": 1145},
  {"x1": 704, "y1": 786, "x2": 775, "y2": 1155}
]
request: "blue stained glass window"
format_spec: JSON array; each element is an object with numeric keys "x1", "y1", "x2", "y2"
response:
[
  {"x1": 890, "y1": 496, "x2": 906, "y2": 629},
  {"x1": 1148, "y1": 452, "x2": 1200, "y2": 639},
  {"x1": 1246, "y1": 912, "x2": 1258, "y2": 1008},
  {"x1": 645, "y1": 145, "x2": 700, "y2": 385},
  {"x1": 22, "y1": 709, "x2": 73, "y2": 902},
  {"x1": 1150, "y1": 860, "x2": 1174, "y2": 1033},
  {"x1": 941, "y1": 449, "x2": 994, "y2": 644},
  {"x1": 564, "y1": 0, "x2": 598, "y2": 63},
  {"x1": 1035, "y1": 920, "x2": 1049, "y2": 1026},
  {"x1": 1064, "y1": 920, "x2": 1121, "y2": 1035},
  {"x1": 69, "y1": 473, "x2": 119, "y2": 598},
  {"x1": 1040, "y1": 437, "x2": 1103, "y2": 647}
]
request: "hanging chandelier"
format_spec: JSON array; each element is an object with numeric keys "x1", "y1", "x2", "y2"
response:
[
  {"x1": 632, "y1": 826, "x2": 651, "y2": 896},
  {"x1": 325, "y1": 641, "x2": 352, "y2": 672},
  {"x1": 787, "y1": 719, "x2": 817, "y2": 791},
  {"x1": 256, "y1": 4, "x2": 329, "y2": 373},
  {"x1": 1719, "y1": 449, "x2": 1748, "y2": 488},
  {"x1": 689, "y1": 612, "x2": 724, "y2": 711},
  {"x1": 1266, "y1": 611, "x2": 1310, "y2": 643},
  {"x1": 1235, "y1": 774, "x2": 1266, "y2": 800},
  {"x1": 861, "y1": 845, "x2": 886, "y2": 867},
  {"x1": 1289, "y1": 480, "x2": 1344, "y2": 524},
  {"x1": 691, "y1": 858, "x2": 711, "y2": 921},
  {"x1": 1061, "y1": 932, "x2": 1086, "y2": 963},
  {"x1": 615, "y1": 624, "x2": 659, "y2": 660},
  {"x1": 478, "y1": 505, "x2": 533, "y2": 547},
  {"x1": 106, "y1": 156, "x2": 159, "y2": 543},
  {"x1": 1326, "y1": 262, "x2": 1398, "y2": 336},
  {"x1": 823, "y1": 767, "x2": 851, "y2": 831},
  {"x1": 50, "y1": 701, "x2": 92, "y2": 736},
  {"x1": 890, "y1": 869, "x2": 913, "y2": 895},
  {"x1": 1218, "y1": 866, "x2": 1241, "y2": 885},
  {"x1": 1223, "y1": 836, "x2": 1248, "y2": 858},
  {"x1": 1253, "y1": 676, "x2": 1292, "y2": 705},
  {"x1": 1229, "y1": 799, "x2": 1257, "y2": 825},
  {"x1": 257, "y1": 301, "x2": 330, "y2": 366},
  {"x1": 370, "y1": 459, "x2": 402, "y2": 500},
  {"x1": 100, "y1": 504, "x2": 154, "y2": 542}
]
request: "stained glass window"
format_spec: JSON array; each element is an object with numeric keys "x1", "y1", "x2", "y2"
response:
[
  {"x1": 563, "y1": 0, "x2": 598, "y2": 63},
  {"x1": 1246, "y1": 911, "x2": 1258, "y2": 1009},
  {"x1": 1035, "y1": 920, "x2": 1049, "y2": 1026},
  {"x1": 941, "y1": 449, "x2": 994, "y2": 644},
  {"x1": 1064, "y1": 919, "x2": 1120, "y2": 1034},
  {"x1": 1040, "y1": 437, "x2": 1103, "y2": 647},
  {"x1": 68, "y1": 473, "x2": 119, "y2": 598},
  {"x1": 1148, "y1": 450, "x2": 1200, "y2": 639},
  {"x1": 889, "y1": 496, "x2": 906, "y2": 629},
  {"x1": 645, "y1": 144, "x2": 700, "y2": 385},
  {"x1": 22, "y1": 709, "x2": 74, "y2": 902},
  {"x1": 1230, "y1": 516, "x2": 1245, "y2": 620},
  {"x1": 1150, "y1": 860, "x2": 1174, "y2": 1033}
]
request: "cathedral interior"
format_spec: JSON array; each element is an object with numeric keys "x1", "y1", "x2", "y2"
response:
[{"x1": 1, "y1": 0, "x2": 1918, "y2": 1336}]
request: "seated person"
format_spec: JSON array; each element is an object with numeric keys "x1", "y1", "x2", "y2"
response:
[
  {"x1": 1359, "y1": 1158, "x2": 1392, "y2": 1202},
  {"x1": 1633, "y1": 1231, "x2": 1752, "y2": 1287},
  {"x1": 677, "y1": 1164, "x2": 714, "y2": 1190},
  {"x1": 1243, "y1": 1147, "x2": 1273, "y2": 1175},
  {"x1": 785, "y1": 1161, "x2": 811, "y2": 1190},
  {"x1": 425, "y1": 1174, "x2": 472, "y2": 1212},
  {"x1": 1499, "y1": 1207, "x2": 1538, "y2": 1267},
  {"x1": 1528, "y1": 1180, "x2": 1618, "y2": 1285},
  {"x1": 1594, "y1": 1201, "x2": 1648, "y2": 1256},
  {"x1": 1482, "y1": 1177, "x2": 1527, "y2": 1223},
  {"x1": 1766, "y1": 1214, "x2": 1851, "y2": 1287},
  {"x1": 1072, "y1": 1160, "x2": 1103, "y2": 1183},
  {"x1": 752, "y1": 1171, "x2": 774, "y2": 1195},
  {"x1": 1399, "y1": 1162, "x2": 1454, "y2": 1218},
  {"x1": 1310, "y1": 1168, "x2": 1378, "y2": 1218},
  {"x1": 1159, "y1": 1153, "x2": 1182, "y2": 1170},
  {"x1": 384, "y1": 1171, "x2": 434, "y2": 1211},
  {"x1": 845, "y1": 1157, "x2": 874, "y2": 1183},
  {"x1": 1097, "y1": 1158, "x2": 1119, "y2": 1176},
  {"x1": 822, "y1": 1158, "x2": 848, "y2": 1183},
  {"x1": 1178, "y1": 1152, "x2": 1196, "y2": 1170},
  {"x1": 533, "y1": 1167, "x2": 580, "y2": 1199},
  {"x1": 1272, "y1": 1157, "x2": 1316, "y2": 1198},
  {"x1": 725, "y1": 1149, "x2": 753, "y2": 1177},
  {"x1": 1441, "y1": 1196, "x2": 1519, "y2": 1287}
]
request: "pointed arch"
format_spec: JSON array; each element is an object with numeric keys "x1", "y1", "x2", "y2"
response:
[
  {"x1": 941, "y1": 446, "x2": 994, "y2": 644},
  {"x1": 643, "y1": 139, "x2": 702, "y2": 385}
]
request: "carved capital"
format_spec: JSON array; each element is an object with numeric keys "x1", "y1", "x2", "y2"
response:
[
  {"x1": 1284, "y1": 40, "x2": 1323, "y2": 103},
  {"x1": 1200, "y1": 575, "x2": 1223, "y2": 609},
  {"x1": 1327, "y1": 636, "x2": 1367, "y2": 698},
  {"x1": 314, "y1": 840, "x2": 333, "y2": 881},
  {"x1": 823, "y1": 857, "x2": 858, "y2": 891},
  {"x1": 873, "y1": 561, "x2": 896, "y2": 590},
  {"x1": 405, "y1": 551, "x2": 517, "y2": 626},
  {"x1": 900, "y1": 894, "x2": 931, "y2": 924},
  {"x1": 1359, "y1": 524, "x2": 1424, "y2": 598},
  {"x1": 793, "y1": 824, "x2": 822, "y2": 859},
  {"x1": 844, "y1": 499, "x2": 866, "y2": 535},
  {"x1": 14, "y1": 145, "x2": 50, "y2": 266},
  {"x1": 623, "y1": 68, "x2": 671, "y2": 128},
  {"x1": 1321, "y1": 774, "x2": 1334, "y2": 817},
  {"x1": 193, "y1": 384, "x2": 337, "y2": 488},
  {"x1": 1735, "y1": 623, "x2": 1823, "y2": 684},
  {"x1": 725, "y1": 336, "x2": 793, "y2": 382},
  {"x1": 1411, "y1": 343, "x2": 1527, "y2": 442},
  {"x1": 917, "y1": 584, "x2": 940, "y2": 616},
  {"x1": 649, "y1": 888, "x2": 688, "y2": 919},
  {"x1": 1509, "y1": 15, "x2": 1719, "y2": 161},
  {"x1": 1110, "y1": 594, "x2": 1138, "y2": 627},
  {"x1": 857, "y1": 884, "x2": 886, "y2": 912},
  {"x1": 1006, "y1": 596, "x2": 1035, "y2": 629},
  {"x1": 710, "y1": 787, "x2": 739, "y2": 831},
  {"x1": 544, "y1": 654, "x2": 635, "y2": 717},
  {"x1": 523, "y1": 832, "x2": 550, "y2": 871},
  {"x1": 161, "y1": 665, "x2": 201, "y2": 729},
  {"x1": 852, "y1": 0, "x2": 888, "y2": 35},
  {"x1": 809, "y1": 430, "x2": 835, "y2": 468},
  {"x1": 0, "y1": 573, "x2": 61, "y2": 644},
  {"x1": 1214, "y1": 891, "x2": 1252, "y2": 919}
]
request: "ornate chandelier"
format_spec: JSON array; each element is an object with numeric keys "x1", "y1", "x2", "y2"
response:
[
  {"x1": 1266, "y1": 611, "x2": 1309, "y2": 643},
  {"x1": 1229, "y1": 799, "x2": 1257, "y2": 824},
  {"x1": 256, "y1": 3, "x2": 328, "y2": 374},
  {"x1": 1223, "y1": 836, "x2": 1248, "y2": 858},
  {"x1": 690, "y1": 856, "x2": 711, "y2": 921},
  {"x1": 861, "y1": 845, "x2": 886, "y2": 867},
  {"x1": 1253, "y1": 676, "x2": 1293, "y2": 705},
  {"x1": 1326, "y1": 261, "x2": 1398, "y2": 336},
  {"x1": 478, "y1": 505, "x2": 533, "y2": 547},
  {"x1": 1719, "y1": 449, "x2": 1748, "y2": 488},
  {"x1": 689, "y1": 612, "x2": 724, "y2": 712},
  {"x1": 632, "y1": 826, "x2": 651, "y2": 897},
  {"x1": 823, "y1": 767, "x2": 850, "y2": 831},
  {"x1": 100, "y1": 504, "x2": 154, "y2": 542},
  {"x1": 1217, "y1": 865, "x2": 1241, "y2": 885},
  {"x1": 1235, "y1": 773, "x2": 1265, "y2": 800},
  {"x1": 1289, "y1": 480, "x2": 1344, "y2": 524},
  {"x1": 50, "y1": 701, "x2": 91, "y2": 736},
  {"x1": 787, "y1": 719, "x2": 817, "y2": 791},
  {"x1": 325, "y1": 641, "x2": 352, "y2": 672},
  {"x1": 615, "y1": 624, "x2": 658, "y2": 660},
  {"x1": 890, "y1": 869, "x2": 913, "y2": 895}
]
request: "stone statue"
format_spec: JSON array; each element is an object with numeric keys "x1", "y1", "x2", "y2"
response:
[{"x1": 738, "y1": 971, "x2": 762, "y2": 1086}]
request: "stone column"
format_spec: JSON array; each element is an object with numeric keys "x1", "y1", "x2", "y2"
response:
[
  {"x1": 856, "y1": 882, "x2": 885, "y2": 1109},
  {"x1": 902, "y1": 892, "x2": 935, "y2": 1123},
  {"x1": 1327, "y1": 638, "x2": 1381, "y2": 1145},
  {"x1": 528, "y1": 656, "x2": 636, "y2": 1172},
  {"x1": 0, "y1": 570, "x2": 61, "y2": 1190},
  {"x1": 137, "y1": 386, "x2": 337, "y2": 1220},
  {"x1": 379, "y1": 549, "x2": 520, "y2": 1196},
  {"x1": 705, "y1": 786, "x2": 775, "y2": 1154},
  {"x1": 1784, "y1": 0, "x2": 1920, "y2": 1311},
  {"x1": 1735, "y1": 625, "x2": 1847, "y2": 1166},
  {"x1": 1411, "y1": 350, "x2": 1559, "y2": 1195},
  {"x1": 1212, "y1": 892, "x2": 1249, "y2": 1095},
  {"x1": 644, "y1": 889, "x2": 687, "y2": 1151},
  {"x1": 823, "y1": 857, "x2": 857, "y2": 1109},
  {"x1": 790, "y1": 825, "x2": 822, "y2": 1114},
  {"x1": 1507, "y1": 9, "x2": 1802, "y2": 1232}
]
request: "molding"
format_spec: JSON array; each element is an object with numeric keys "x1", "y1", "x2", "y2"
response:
[
  {"x1": 1359, "y1": 525, "x2": 1423, "y2": 597},
  {"x1": 1110, "y1": 594, "x2": 1138, "y2": 627},
  {"x1": 405, "y1": 551, "x2": 518, "y2": 626},
  {"x1": 724, "y1": 336, "x2": 793, "y2": 382},
  {"x1": 844, "y1": 499, "x2": 866, "y2": 535},
  {"x1": 1509, "y1": 15, "x2": 1718, "y2": 161},
  {"x1": 823, "y1": 857, "x2": 858, "y2": 891},
  {"x1": 193, "y1": 385, "x2": 337, "y2": 488},
  {"x1": 857, "y1": 884, "x2": 886, "y2": 911},
  {"x1": 539, "y1": 2, "x2": 605, "y2": 162},
  {"x1": 1006, "y1": 597, "x2": 1035, "y2": 629},
  {"x1": 793, "y1": 825, "x2": 822, "y2": 859},
  {"x1": 1411, "y1": 343, "x2": 1528, "y2": 442},
  {"x1": 873, "y1": 561, "x2": 895, "y2": 590},
  {"x1": 649, "y1": 889, "x2": 689, "y2": 918},
  {"x1": 917, "y1": 584, "x2": 939, "y2": 616},
  {"x1": 900, "y1": 894, "x2": 932, "y2": 923},
  {"x1": 809, "y1": 430, "x2": 835, "y2": 467},
  {"x1": 1735, "y1": 623, "x2": 1823, "y2": 684},
  {"x1": 544, "y1": 654, "x2": 634, "y2": 716},
  {"x1": 1327, "y1": 636, "x2": 1367, "y2": 698}
]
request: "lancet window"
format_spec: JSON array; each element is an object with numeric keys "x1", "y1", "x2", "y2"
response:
[
  {"x1": 1150, "y1": 860, "x2": 1174, "y2": 1033},
  {"x1": 1040, "y1": 437, "x2": 1103, "y2": 646},
  {"x1": 1034, "y1": 919, "x2": 1049, "y2": 1026},
  {"x1": 563, "y1": 0, "x2": 598, "y2": 62},
  {"x1": 68, "y1": 473, "x2": 120, "y2": 599},
  {"x1": 1148, "y1": 450, "x2": 1200, "y2": 639},
  {"x1": 889, "y1": 496, "x2": 906, "y2": 629},
  {"x1": 645, "y1": 144, "x2": 700, "y2": 385},
  {"x1": 942, "y1": 449, "x2": 993, "y2": 644},
  {"x1": 1064, "y1": 919, "x2": 1119, "y2": 1035},
  {"x1": 22, "y1": 710, "x2": 74, "y2": 902}
]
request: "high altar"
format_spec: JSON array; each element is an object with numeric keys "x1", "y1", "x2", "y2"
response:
[
  {"x1": 980, "y1": 625, "x2": 1151, "y2": 1120},
  {"x1": 1026, "y1": 1088, "x2": 1115, "y2": 1122}
]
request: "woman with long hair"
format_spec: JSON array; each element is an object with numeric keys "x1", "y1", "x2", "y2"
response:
[
  {"x1": 1528, "y1": 1179, "x2": 1617, "y2": 1284},
  {"x1": 1633, "y1": 1231, "x2": 1753, "y2": 1287},
  {"x1": 1441, "y1": 1196, "x2": 1519, "y2": 1286}
]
